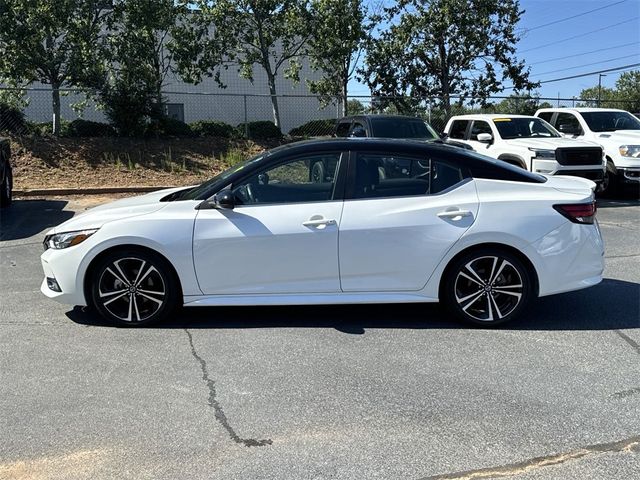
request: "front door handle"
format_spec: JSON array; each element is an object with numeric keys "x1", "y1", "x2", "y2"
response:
[
  {"x1": 437, "y1": 209, "x2": 472, "y2": 219},
  {"x1": 303, "y1": 218, "x2": 336, "y2": 227}
]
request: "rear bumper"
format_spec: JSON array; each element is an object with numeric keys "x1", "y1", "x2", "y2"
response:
[{"x1": 531, "y1": 220, "x2": 605, "y2": 297}]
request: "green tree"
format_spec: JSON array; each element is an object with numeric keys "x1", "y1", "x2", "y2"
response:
[
  {"x1": 490, "y1": 95, "x2": 547, "y2": 115},
  {"x1": 173, "y1": 0, "x2": 312, "y2": 129},
  {"x1": 0, "y1": 0, "x2": 109, "y2": 135},
  {"x1": 615, "y1": 71, "x2": 640, "y2": 112},
  {"x1": 101, "y1": 0, "x2": 186, "y2": 135},
  {"x1": 307, "y1": 0, "x2": 368, "y2": 116},
  {"x1": 346, "y1": 99, "x2": 366, "y2": 114},
  {"x1": 578, "y1": 86, "x2": 618, "y2": 108},
  {"x1": 360, "y1": 0, "x2": 537, "y2": 116}
]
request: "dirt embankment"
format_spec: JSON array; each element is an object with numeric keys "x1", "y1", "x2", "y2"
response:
[{"x1": 8, "y1": 135, "x2": 284, "y2": 190}]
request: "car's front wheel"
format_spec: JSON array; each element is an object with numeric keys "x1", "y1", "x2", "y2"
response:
[
  {"x1": 89, "y1": 249, "x2": 179, "y2": 326},
  {"x1": 442, "y1": 248, "x2": 533, "y2": 326}
]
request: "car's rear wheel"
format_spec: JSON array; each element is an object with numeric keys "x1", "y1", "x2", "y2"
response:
[
  {"x1": 0, "y1": 165, "x2": 12, "y2": 208},
  {"x1": 90, "y1": 249, "x2": 179, "y2": 327},
  {"x1": 442, "y1": 248, "x2": 533, "y2": 326}
]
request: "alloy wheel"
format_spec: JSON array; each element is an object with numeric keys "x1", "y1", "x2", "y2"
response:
[
  {"x1": 97, "y1": 257, "x2": 166, "y2": 322},
  {"x1": 453, "y1": 256, "x2": 524, "y2": 322}
]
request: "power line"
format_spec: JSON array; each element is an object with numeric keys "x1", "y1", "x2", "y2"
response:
[
  {"x1": 533, "y1": 54, "x2": 640, "y2": 77},
  {"x1": 529, "y1": 42, "x2": 639, "y2": 66},
  {"x1": 525, "y1": 0, "x2": 628, "y2": 32},
  {"x1": 519, "y1": 17, "x2": 639, "y2": 53},
  {"x1": 504, "y1": 63, "x2": 640, "y2": 90}
]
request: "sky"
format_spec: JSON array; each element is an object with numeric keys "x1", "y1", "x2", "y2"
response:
[{"x1": 348, "y1": 0, "x2": 640, "y2": 100}]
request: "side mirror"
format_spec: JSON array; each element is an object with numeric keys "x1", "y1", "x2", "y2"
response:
[
  {"x1": 213, "y1": 190, "x2": 235, "y2": 209},
  {"x1": 477, "y1": 133, "x2": 493, "y2": 143},
  {"x1": 440, "y1": 132, "x2": 449, "y2": 139},
  {"x1": 558, "y1": 124, "x2": 581, "y2": 135},
  {"x1": 198, "y1": 190, "x2": 235, "y2": 210}
]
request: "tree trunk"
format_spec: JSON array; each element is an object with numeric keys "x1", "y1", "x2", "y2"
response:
[
  {"x1": 341, "y1": 78, "x2": 348, "y2": 117},
  {"x1": 266, "y1": 71, "x2": 281, "y2": 129},
  {"x1": 52, "y1": 83, "x2": 61, "y2": 136},
  {"x1": 438, "y1": 42, "x2": 451, "y2": 119}
]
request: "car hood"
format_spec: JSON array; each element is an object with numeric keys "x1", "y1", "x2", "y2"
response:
[
  {"x1": 505, "y1": 137, "x2": 600, "y2": 149},
  {"x1": 46, "y1": 186, "x2": 189, "y2": 235},
  {"x1": 592, "y1": 130, "x2": 640, "y2": 144}
]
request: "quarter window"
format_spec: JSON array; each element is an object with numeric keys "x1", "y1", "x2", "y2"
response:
[
  {"x1": 449, "y1": 120, "x2": 469, "y2": 139},
  {"x1": 232, "y1": 153, "x2": 341, "y2": 205},
  {"x1": 351, "y1": 153, "x2": 465, "y2": 199}
]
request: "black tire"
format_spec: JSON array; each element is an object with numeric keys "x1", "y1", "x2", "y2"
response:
[
  {"x1": 598, "y1": 159, "x2": 619, "y2": 198},
  {"x1": 309, "y1": 160, "x2": 326, "y2": 183},
  {"x1": 89, "y1": 249, "x2": 180, "y2": 327},
  {"x1": 0, "y1": 165, "x2": 12, "y2": 208},
  {"x1": 441, "y1": 248, "x2": 534, "y2": 327}
]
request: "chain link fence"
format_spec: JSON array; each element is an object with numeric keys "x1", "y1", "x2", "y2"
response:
[{"x1": 0, "y1": 87, "x2": 634, "y2": 139}]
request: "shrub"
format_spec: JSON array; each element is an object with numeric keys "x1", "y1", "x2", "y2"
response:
[
  {"x1": 145, "y1": 117, "x2": 193, "y2": 137},
  {"x1": 237, "y1": 120, "x2": 282, "y2": 140},
  {"x1": 289, "y1": 119, "x2": 336, "y2": 137},
  {"x1": 190, "y1": 120, "x2": 238, "y2": 138},
  {"x1": 67, "y1": 119, "x2": 116, "y2": 137},
  {"x1": 26, "y1": 120, "x2": 70, "y2": 137},
  {"x1": 0, "y1": 103, "x2": 27, "y2": 134}
]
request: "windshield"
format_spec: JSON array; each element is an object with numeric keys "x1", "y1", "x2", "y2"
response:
[
  {"x1": 492, "y1": 117, "x2": 560, "y2": 140},
  {"x1": 580, "y1": 111, "x2": 640, "y2": 132},
  {"x1": 177, "y1": 152, "x2": 266, "y2": 200},
  {"x1": 370, "y1": 118, "x2": 439, "y2": 140}
]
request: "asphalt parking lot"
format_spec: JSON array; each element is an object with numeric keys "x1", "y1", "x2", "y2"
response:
[{"x1": 0, "y1": 195, "x2": 638, "y2": 480}]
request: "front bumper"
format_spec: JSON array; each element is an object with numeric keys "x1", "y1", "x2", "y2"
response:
[
  {"x1": 618, "y1": 167, "x2": 640, "y2": 184},
  {"x1": 41, "y1": 247, "x2": 89, "y2": 306}
]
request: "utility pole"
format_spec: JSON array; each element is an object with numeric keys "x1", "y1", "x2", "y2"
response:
[{"x1": 598, "y1": 74, "x2": 606, "y2": 107}]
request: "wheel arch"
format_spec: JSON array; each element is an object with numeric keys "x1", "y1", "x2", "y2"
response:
[
  {"x1": 83, "y1": 243, "x2": 183, "y2": 307},
  {"x1": 497, "y1": 154, "x2": 527, "y2": 170},
  {"x1": 438, "y1": 242, "x2": 540, "y2": 299}
]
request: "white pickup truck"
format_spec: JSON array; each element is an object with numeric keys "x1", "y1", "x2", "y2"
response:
[
  {"x1": 535, "y1": 108, "x2": 640, "y2": 195},
  {"x1": 443, "y1": 114, "x2": 605, "y2": 185}
]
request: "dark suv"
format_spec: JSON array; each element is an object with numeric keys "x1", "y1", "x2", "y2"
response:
[
  {"x1": 0, "y1": 138, "x2": 12, "y2": 208},
  {"x1": 335, "y1": 115, "x2": 472, "y2": 150}
]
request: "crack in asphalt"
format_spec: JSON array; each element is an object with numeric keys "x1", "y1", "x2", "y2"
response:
[
  {"x1": 612, "y1": 387, "x2": 640, "y2": 399},
  {"x1": 184, "y1": 329, "x2": 273, "y2": 448},
  {"x1": 604, "y1": 253, "x2": 640, "y2": 259},
  {"x1": 615, "y1": 330, "x2": 640, "y2": 355},
  {"x1": 418, "y1": 435, "x2": 640, "y2": 480}
]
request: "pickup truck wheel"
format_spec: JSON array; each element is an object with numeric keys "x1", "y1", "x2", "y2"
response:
[
  {"x1": 0, "y1": 165, "x2": 12, "y2": 208},
  {"x1": 598, "y1": 160, "x2": 618, "y2": 198}
]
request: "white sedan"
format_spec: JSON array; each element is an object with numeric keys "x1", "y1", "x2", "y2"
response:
[{"x1": 41, "y1": 139, "x2": 604, "y2": 327}]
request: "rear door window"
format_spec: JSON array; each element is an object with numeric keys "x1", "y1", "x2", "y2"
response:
[{"x1": 449, "y1": 120, "x2": 470, "y2": 139}]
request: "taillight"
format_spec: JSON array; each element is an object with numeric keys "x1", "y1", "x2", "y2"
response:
[{"x1": 553, "y1": 202, "x2": 596, "y2": 224}]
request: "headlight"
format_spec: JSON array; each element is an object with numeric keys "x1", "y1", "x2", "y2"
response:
[
  {"x1": 529, "y1": 148, "x2": 556, "y2": 159},
  {"x1": 619, "y1": 145, "x2": 640, "y2": 158},
  {"x1": 44, "y1": 229, "x2": 98, "y2": 250}
]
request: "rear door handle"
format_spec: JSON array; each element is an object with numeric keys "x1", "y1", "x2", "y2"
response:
[
  {"x1": 303, "y1": 218, "x2": 336, "y2": 227},
  {"x1": 437, "y1": 209, "x2": 472, "y2": 219}
]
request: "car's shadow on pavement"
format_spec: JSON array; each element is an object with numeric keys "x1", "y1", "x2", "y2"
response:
[
  {"x1": 597, "y1": 197, "x2": 640, "y2": 208},
  {"x1": 67, "y1": 278, "x2": 640, "y2": 332},
  {"x1": 0, "y1": 199, "x2": 74, "y2": 241}
]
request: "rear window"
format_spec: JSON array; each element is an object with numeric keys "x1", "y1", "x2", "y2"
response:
[
  {"x1": 537, "y1": 111, "x2": 553, "y2": 123},
  {"x1": 448, "y1": 120, "x2": 469, "y2": 139},
  {"x1": 370, "y1": 118, "x2": 438, "y2": 140},
  {"x1": 463, "y1": 150, "x2": 548, "y2": 183}
]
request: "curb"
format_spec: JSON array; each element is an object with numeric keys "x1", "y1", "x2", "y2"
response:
[{"x1": 13, "y1": 186, "x2": 174, "y2": 197}]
